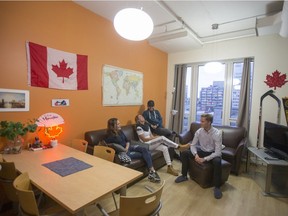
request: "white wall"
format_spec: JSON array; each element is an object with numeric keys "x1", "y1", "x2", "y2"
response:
[{"x1": 166, "y1": 34, "x2": 288, "y2": 147}]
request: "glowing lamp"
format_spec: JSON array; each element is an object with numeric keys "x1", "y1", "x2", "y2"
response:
[
  {"x1": 44, "y1": 125, "x2": 63, "y2": 139},
  {"x1": 36, "y1": 112, "x2": 64, "y2": 146}
]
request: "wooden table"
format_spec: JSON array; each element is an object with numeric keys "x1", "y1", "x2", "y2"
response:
[{"x1": 3, "y1": 144, "x2": 142, "y2": 214}]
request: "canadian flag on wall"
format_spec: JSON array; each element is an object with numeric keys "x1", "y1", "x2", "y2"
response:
[{"x1": 26, "y1": 41, "x2": 88, "y2": 90}]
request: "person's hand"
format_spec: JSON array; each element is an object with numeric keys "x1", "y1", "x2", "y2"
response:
[
  {"x1": 125, "y1": 142, "x2": 130, "y2": 153},
  {"x1": 195, "y1": 154, "x2": 205, "y2": 164},
  {"x1": 151, "y1": 124, "x2": 157, "y2": 129}
]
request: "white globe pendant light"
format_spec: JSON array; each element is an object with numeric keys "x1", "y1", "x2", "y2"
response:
[{"x1": 114, "y1": 8, "x2": 154, "y2": 41}]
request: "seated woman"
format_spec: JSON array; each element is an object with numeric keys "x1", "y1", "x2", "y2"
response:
[
  {"x1": 104, "y1": 117, "x2": 161, "y2": 183},
  {"x1": 135, "y1": 114, "x2": 190, "y2": 176}
]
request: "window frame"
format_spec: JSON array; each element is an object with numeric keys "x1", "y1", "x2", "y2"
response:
[{"x1": 185, "y1": 58, "x2": 249, "y2": 128}]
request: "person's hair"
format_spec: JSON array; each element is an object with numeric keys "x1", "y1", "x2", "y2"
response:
[
  {"x1": 201, "y1": 113, "x2": 213, "y2": 124},
  {"x1": 106, "y1": 118, "x2": 118, "y2": 136},
  {"x1": 135, "y1": 115, "x2": 140, "y2": 124},
  {"x1": 147, "y1": 100, "x2": 155, "y2": 107}
]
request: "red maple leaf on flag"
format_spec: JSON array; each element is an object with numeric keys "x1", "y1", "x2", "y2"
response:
[
  {"x1": 264, "y1": 70, "x2": 288, "y2": 90},
  {"x1": 52, "y1": 60, "x2": 74, "y2": 83}
]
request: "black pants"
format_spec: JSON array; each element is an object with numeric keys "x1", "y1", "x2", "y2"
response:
[{"x1": 180, "y1": 149, "x2": 222, "y2": 188}]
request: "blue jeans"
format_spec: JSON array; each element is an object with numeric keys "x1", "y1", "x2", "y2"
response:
[{"x1": 127, "y1": 145, "x2": 153, "y2": 169}]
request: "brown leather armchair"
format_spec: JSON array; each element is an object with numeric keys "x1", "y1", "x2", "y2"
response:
[{"x1": 179, "y1": 122, "x2": 247, "y2": 175}]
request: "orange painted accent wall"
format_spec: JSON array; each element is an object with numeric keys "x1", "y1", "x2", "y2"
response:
[{"x1": 0, "y1": 2, "x2": 168, "y2": 147}]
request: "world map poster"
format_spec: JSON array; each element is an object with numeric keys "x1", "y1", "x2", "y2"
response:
[{"x1": 102, "y1": 65, "x2": 143, "y2": 106}]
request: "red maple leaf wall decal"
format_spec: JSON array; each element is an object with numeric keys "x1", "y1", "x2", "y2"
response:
[
  {"x1": 264, "y1": 70, "x2": 288, "y2": 90},
  {"x1": 52, "y1": 60, "x2": 74, "y2": 83}
]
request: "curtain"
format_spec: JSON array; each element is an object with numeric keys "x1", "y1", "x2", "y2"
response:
[
  {"x1": 237, "y1": 58, "x2": 253, "y2": 131},
  {"x1": 237, "y1": 58, "x2": 253, "y2": 160},
  {"x1": 170, "y1": 64, "x2": 187, "y2": 134}
]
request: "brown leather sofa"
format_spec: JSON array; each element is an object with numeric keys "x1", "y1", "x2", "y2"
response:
[
  {"x1": 178, "y1": 122, "x2": 246, "y2": 175},
  {"x1": 84, "y1": 125, "x2": 167, "y2": 178}
]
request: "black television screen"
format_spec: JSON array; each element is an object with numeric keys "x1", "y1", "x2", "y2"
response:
[{"x1": 264, "y1": 121, "x2": 288, "y2": 160}]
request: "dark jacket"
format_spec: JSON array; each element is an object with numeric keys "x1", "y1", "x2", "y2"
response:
[{"x1": 142, "y1": 109, "x2": 163, "y2": 127}]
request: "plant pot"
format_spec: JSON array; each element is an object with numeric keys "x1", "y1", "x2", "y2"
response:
[{"x1": 4, "y1": 136, "x2": 23, "y2": 154}]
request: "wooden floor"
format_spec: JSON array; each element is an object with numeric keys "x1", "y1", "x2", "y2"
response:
[
  {"x1": 96, "y1": 160, "x2": 288, "y2": 216},
  {"x1": 2, "y1": 160, "x2": 288, "y2": 216}
]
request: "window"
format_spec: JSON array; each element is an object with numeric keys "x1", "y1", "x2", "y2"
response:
[
  {"x1": 182, "y1": 59, "x2": 253, "y2": 132},
  {"x1": 196, "y1": 64, "x2": 225, "y2": 125}
]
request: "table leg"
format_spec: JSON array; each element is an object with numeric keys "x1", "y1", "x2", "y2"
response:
[
  {"x1": 264, "y1": 165, "x2": 272, "y2": 194},
  {"x1": 246, "y1": 149, "x2": 250, "y2": 173},
  {"x1": 119, "y1": 186, "x2": 127, "y2": 196}
]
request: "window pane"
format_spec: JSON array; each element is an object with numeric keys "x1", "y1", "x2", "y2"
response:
[
  {"x1": 196, "y1": 63, "x2": 225, "y2": 125},
  {"x1": 230, "y1": 62, "x2": 243, "y2": 120},
  {"x1": 182, "y1": 67, "x2": 192, "y2": 132}
]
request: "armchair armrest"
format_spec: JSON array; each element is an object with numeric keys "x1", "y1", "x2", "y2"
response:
[
  {"x1": 235, "y1": 138, "x2": 245, "y2": 154},
  {"x1": 234, "y1": 138, "x2": 246, "y2": 175},
  {"x1": 178, "y1": 131, "x2": 193, "y2": 144}
]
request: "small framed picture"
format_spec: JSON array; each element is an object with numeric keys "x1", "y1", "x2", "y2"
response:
[
  {"x1": 52, "y1": 99, "x2": 70, "y2": 107},
  {"x1": 0, "y1": 89, "x2": 29, "y2": 112}
]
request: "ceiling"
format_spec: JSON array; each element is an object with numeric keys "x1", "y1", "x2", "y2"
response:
[{"x1": 74, "y1": 0, "x2": 286, "y2": 53}]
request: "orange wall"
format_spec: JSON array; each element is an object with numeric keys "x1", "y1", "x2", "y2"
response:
[{"x1": 0, "y1": 2, "x2": 168, "y2": 146}]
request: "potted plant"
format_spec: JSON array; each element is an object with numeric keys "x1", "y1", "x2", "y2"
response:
[{"x1": 0, "y1": 119, "x2": 38, "y2": 153}]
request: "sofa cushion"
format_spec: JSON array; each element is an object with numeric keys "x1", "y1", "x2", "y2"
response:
[{"x1": 122, "y1": 125, "x2": 139, "y2": 141}]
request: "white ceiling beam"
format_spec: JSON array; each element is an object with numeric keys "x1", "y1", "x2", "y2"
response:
[{"x1": 153, "y1": 0, "x2": 204, "y2": 45}]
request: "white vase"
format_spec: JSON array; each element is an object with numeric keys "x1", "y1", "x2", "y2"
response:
[{"x1": 50, "y1": 139, "x2": 58, "y2": 147}]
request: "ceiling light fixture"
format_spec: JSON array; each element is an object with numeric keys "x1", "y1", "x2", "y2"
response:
[{"x1": 113, "y1": 8, "x2": 154, "y2": 41}]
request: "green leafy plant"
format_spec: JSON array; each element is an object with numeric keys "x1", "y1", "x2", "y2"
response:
[{"x1": 0, "y1": 119, "x2": 38, "y2": 141}]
